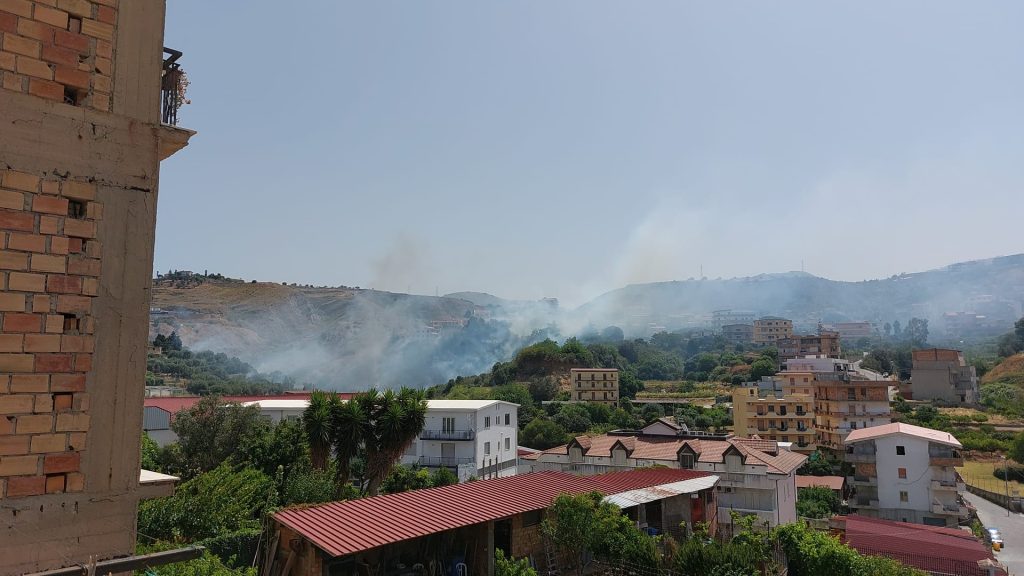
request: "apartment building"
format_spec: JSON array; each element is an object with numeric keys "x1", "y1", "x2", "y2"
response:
[
  {"x1": 777, "y1": 333, "x2": 841, "y2": 363},
  {"x1": 712, "y1": 309, "x2": 756, "y2": 329},
  {"x1": 814, "y1": 372, "x2": 892, "y2": 451},
  {"x1": 527, "y1": 419, "x2": 806, "y2": 530},
  {"x1": 753, "y1": 316, "x2": 793, "y2": 344},
  {"x1": 0, "y1": 1, "x2": 193, "y2": 572},
  {"x1": 910, "y1": 348, "x2": 978, "y2": 404},
  {"x1": 722, "y1": 323, "x2": 754, "y2": 345},
  {"x1": 844, "y1": 423, "x2": 966, "y2": 527},
  {"x1": 819, "y1": 322, "x2": 874, "y2": 340},
  {"x1": 402, "y1": 399, "x2": 519, "y2": 481},
  {"x1": 570, "y1": 368, "x2": 619, "y2": 406},
  {"x1": 732, "y1": 380, "x2": 816, "y2": 452}
]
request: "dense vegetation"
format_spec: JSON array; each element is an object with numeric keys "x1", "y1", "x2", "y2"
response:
[{"x1": 147, "y1": 334, "x2": 294, "y2": 395}]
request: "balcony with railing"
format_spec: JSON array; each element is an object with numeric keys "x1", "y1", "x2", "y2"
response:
[
  {"x1": 158, "y1": 47, "x2": 195, "y2": 161},
  {"x1": 419, "y1": 429, "x2": 475, "y2": 441},
  {"x1": 845, "y1": 442, "x2": 876, "y2": 463},
  {"x1": 928, "y1": 445, "x2": 963, "y2": 467},
  {"x1": 931, "y1": 500, "x2": 967, "y2": 516},
  {"x1": 419, "y1": 456, "x2": 474, "y2": 468},
  {"x1": 930, "y1": 478, "x2": 965, "y2": 492},
  {"x1": 850, "y1": 474, "x2": 877, "y2": 486}
]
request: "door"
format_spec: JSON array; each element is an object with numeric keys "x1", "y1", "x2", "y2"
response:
[
  {"x1": 494, "y1": 519, "x2": 512, "y2": 554},
  {"x1": 441, "y1": 442, "x2": 455, "y2": 463}
]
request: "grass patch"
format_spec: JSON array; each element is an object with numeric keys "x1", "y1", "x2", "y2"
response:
[{"x1": 958, "y1": 460, "x2": 1024, "y2": 496}]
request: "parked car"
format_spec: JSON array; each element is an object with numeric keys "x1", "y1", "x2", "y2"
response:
[{"x1": 988, "y1": 528, "x2": 1004, "y2": 549}]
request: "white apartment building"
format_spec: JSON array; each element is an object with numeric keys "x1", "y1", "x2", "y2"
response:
[
  {"x1": 844, "y1": 423, "x2": 966, "y2": 527},
  {"x1": 526, "y1": 419, "x2": 805, "y2": 530},
  {"x1": 402, "y1": 399, "x2": 520, "y2": 482}
]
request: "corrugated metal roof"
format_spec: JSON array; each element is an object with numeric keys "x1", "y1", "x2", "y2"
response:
[
  {"x1": 274, "y1": 469, "x2": 713, "y2": 558},
  {"x1": 605, "y1": 475, "x2": 720, "y2": 508}
]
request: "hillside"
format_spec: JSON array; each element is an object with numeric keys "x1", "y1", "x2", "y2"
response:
[
  {"x1": 576, "y1": 254, "x2": 1024, "y2": 336},
  {"x1": 983, "y1": 353, "x2": 1024, "y2": 388},
  {"x1": 150, "y1": 254, "x2": 1024, "y2": 391},
  {"x1": 150, "y1": 279, "x2": 558, "y2": 390}
]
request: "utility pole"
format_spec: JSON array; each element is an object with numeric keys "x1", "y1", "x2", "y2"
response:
[{"x1": 1004, "y1": 456, "x2": 1011, "y2": 516}]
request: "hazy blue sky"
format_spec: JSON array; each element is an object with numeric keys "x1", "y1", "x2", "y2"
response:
[{"x1": 160, "y1": 2, "x2": 1024, "y2": 305}]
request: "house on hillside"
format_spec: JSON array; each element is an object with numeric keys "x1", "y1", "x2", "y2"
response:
[
  {"x1": 266, "y1": 469, "x2": 719, "y2": 576},
  {"x1": 526, "y1": 419, "x2": 806, "y2": 531},
  {"x1": 569, "y1": 368, "x2": 620, "y2": 406}
]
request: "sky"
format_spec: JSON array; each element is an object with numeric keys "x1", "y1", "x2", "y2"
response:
[{"x1": 159, "y1": 1, "x2": 1024, "y2": 306}]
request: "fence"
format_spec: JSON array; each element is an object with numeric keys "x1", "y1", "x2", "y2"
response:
[{"x1": 864, "y1": 551, "x2": 1006, "y2": 576}]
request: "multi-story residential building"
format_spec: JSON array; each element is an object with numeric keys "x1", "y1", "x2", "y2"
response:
[
  {"x1": 777, "y1": 333, "x2": 841, "y2": 363},
  {"x1": 570, "y1": 368, "x2": 619, "y2": 406},
  {"x1": 0, "y1": 2, "x2": 193, "y2": 572},
  {"x1": 819, "y1": 322, "x2": 875, "y2": 340},
  {"x1": 732, "y1": 380, "x2": 816, "y2": 452},
  {"x1": 753, "y1": 316, "x2": 793, "y2": 344},
  {"x1": 402, "y1": 399, "x2": 519, "y2": 481},
  {"x1": 526, "y1": 419, "x2": 806, "y2": 530},
  {"x1": 844, "y1": 423, "x2": 966, "y2": 527},
  {"x1": 910, "y1": 348, "x2": 978, "y2": 404},
  {"x1": 712, "y1": 309, "x2": 756, "y2": 329},
  {"x1": 814, "y1": 372, "x2": 892, "y2": 451},
  {"x1": 722, "y1": 323, "x2": 754, "y2": 345}
]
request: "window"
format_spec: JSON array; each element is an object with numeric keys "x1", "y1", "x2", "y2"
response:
[
  {"x1": 898, "y1": 467, "x2": 907, "y2": 479},
  {"x1": 484, "y1": 442, "x2": 491, "y2": 455},
  {"x1": 768, "y1": 405, "x2": 775, "y2": 413},
  {"x1": 680, "y1": 454, "x2": 695, "y2": 469},
  {"x1": 505, "y1": 438, "x2": 510, "y2": 450},
  {"x1": 896, "y1": 445, "x2": 905, "y2": 455},
  {"x1": 442, "y1": 417, "x2": 455, "y2": 433},
  {"x1": 504, "y1": 413, "x2": 510, "y2": 426},
  {"x1": 522, "y1": 510, "x2": 543, "y2": 527},
  {"x1": 900, "y1": 491, "x2": 909, "y2": 503},
  {"x1": 484, "y1": 416, "x2": 491, "y2": 429}
]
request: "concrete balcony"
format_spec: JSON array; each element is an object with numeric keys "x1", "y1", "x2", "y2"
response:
[
  {"x1": 931, "y1": 502, "x2": 967, "y2": 516},
  {"x1": 930, "y1": 456, "x2": 964, "y2": 467},
  {"x1": 419, "y1": 429, "x2": 475, "y2": 441},
  {"x1": 845, "y1": 452, "x2": 876, "y2": 463},
  {"x1": 849, "y1": 475, "x2": 877, "y2": 486},
  {"x1": 851, "y1": 499, "x2": 879, "y2": 509},
  {"x1": 930, "y1": 479, "x2": 965, "y2": 492}
]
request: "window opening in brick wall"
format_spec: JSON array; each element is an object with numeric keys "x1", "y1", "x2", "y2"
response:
[
  {"x1": 63, "y1": 314, "x2": 80, "y2": 333},
  {"x1": 68, "y1": 200, "x2": 86, "y2": 219}
]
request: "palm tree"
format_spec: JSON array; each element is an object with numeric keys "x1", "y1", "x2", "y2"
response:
[
  {"x1": 364, "y1": 388, "x2": 427, "y2": 496},
  {"x1": 303, "y1": 391, "x2": 333, "y2": 471},
  {"x1": 330, "y1": 392, "x2": 368, "y2": 496}
]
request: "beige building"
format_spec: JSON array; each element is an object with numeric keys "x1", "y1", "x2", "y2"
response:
[
  {"x1": 910, "y1": 348, "x2": 978, "y2": 404},
  {"x1": 814, "y1": 372, "x2": 892, "y2": 452},
  {"x1": 732, "y1": 379, "x2": 816, "y2": 452},
  {"x1": 0, "y1": 1, "x2": 192, "y2": 573},
  {"x1": 753, "y1": 316, "x2": 793, "y2": 344},
  {"x1": 722, "y1": 323, "x2": 754, "y2": 345},
  {"x1": 777, "y1": 333, "x2": 841, "y2": 363},
  {"x1": 570, "y1": 368, "x2": 619, "y2": 406}
]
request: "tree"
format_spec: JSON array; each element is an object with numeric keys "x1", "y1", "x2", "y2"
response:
[
  {"x1": 906, "y1": 317, "x2": 929, "y2": 346},
  {"x1": 796, "y1": 486, "x2": 840, "y2": 518},
  {"x1": 329, "y1": 393, "x2": 366, "y2": 494},
  {"x1": 431, "y1": 466, "x2": 458, "y2": 487},
  {"x1": 528, "y1": 376, "x2": 559, "y2": 403},
  {"x1": 554, "y1": 403, "x2": 592, "y2": 433},
  {"x1": 1010, "y1": 430, "x2": 1024, "y2": 464},
  {"x1": 495, "y1": 549, "x2": 538, "y2": 576},
  {"x1": 892, "y1": 320, "x2": 902, "y2": 339},
  {"x1": 521, "y1": 418, "x2": 568, "y2": 449},
  {"x1": 303, "y1": 390, "x2": 333, "y2": 471},
  {"x1": 600, "y1": 326, "x2": 625, "y2": 342},
  {"x1": 796, "y1": 451, "x2": 834, "y2": 476},
  {"x1": 749, "y1": 358, "x2": 776, "y2": 381},
  {"x1": 883, "y1": 322, "x2": 892, "y2": 338},
  {"x1": 141, "y1": 432, "x2": 161, "y2": 471},
  {"x1": 171, "y1": 397, "x2": 270, "y2": 477},
  {"x1": 359, "y1": 388, "x2": 428, "y2": 496}
]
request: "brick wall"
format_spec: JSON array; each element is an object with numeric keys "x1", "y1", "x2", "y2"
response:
[
  {"x1": 0, "y1": 0, "x2": 116, "y2": 111},
  {"x1": 0, "y1": 168, "x2": 99, "y2": 499}
]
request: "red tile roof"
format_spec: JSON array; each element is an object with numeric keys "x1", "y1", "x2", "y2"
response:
[
  {"x1": 844, "y1": 422, "x2": 962, "y2": 448},
  {"x1": 838, "y1": 515, "x2": 1004, "y2": 576},
  {"x1": 549, "y1": 434, "x2": 806, "y2": 475},
  {"x1": 274, "y1": 468, "x2": 714, "y2": 558},
  {"x1": 144, "y1": 392, "x2": 353, "y2": 420},
  {"x1": 795, "y1": 475, "x2": 845, "y2": 491}
]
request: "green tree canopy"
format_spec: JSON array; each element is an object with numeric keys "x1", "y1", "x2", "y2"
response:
[{"x1": 521, "y1": 418, "x2": 568, "y2": 449}]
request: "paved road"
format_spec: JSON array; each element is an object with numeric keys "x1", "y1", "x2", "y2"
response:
[{"x1": 966, "y1": 493, "x2": 1024, "y2": 575}]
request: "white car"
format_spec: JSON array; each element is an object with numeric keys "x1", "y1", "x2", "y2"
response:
[{"x1": 988, "y1": 528, "x2": 1004, "y2": 549}]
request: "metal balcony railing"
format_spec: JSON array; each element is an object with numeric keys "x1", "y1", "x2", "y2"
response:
[
  {"x1": 161, "y1": 47, "x2": 185, "y2": 126},
  {"x1": 419, "y1": 429, "x2": 475, "y2": 441},
  {"x1": 419, "y1": 456, "x2": 474, "y2": 468}
]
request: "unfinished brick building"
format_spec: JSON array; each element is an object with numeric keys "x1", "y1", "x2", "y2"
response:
[{"x1": 0, "y1": 0, "x2": 192, "y2": 573}]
